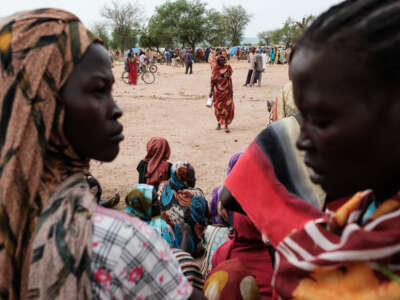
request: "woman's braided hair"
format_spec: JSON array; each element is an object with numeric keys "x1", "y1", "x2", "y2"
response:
[{"x1": 296, "y1": 0, "x2": 400, "y2": 84}]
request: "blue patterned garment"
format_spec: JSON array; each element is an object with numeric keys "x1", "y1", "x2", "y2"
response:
[{"x1": 158, "y1": 162, "x2": 209, "y2": 255}]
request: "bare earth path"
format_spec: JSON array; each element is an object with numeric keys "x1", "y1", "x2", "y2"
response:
[{"x1": 91, "y1": 60, "x2": 289, "y2": 207}]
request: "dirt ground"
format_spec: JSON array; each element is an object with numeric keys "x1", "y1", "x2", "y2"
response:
[{"x1": 91, "y1": 59, "x2": 289, "y2": 208}]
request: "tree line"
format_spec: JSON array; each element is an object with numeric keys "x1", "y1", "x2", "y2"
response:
[
  {"x1": 257, "y1": 16, "x2": 314, "y2": 46},
  {"x1": 92, "y1": 0, "x2": 251, "y2": 52}
]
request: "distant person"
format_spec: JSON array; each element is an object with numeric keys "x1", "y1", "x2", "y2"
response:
[
  {"x1": 139, "y1": 50, "x2": 147, "y2": 71},
  {"x1": 262, "y1": 49, "x2": 267, "y2": 70},
  {"x1": 126, "y1": 51, "x2": 138, "y2": 85},
  {"x1": 185, "y1": 49, "x2": 194, "y2": 74},
  {"x1": 205, "y1": 47, "x2": 211, "y2": 62},
  {"x1": 269, "y1": 47, "x2": 275, "y2": 65},
  {"x1": 165, "y1": 49, "x2": 171, "y2": 65},
  {"x1": 250, "y1": 49, "x2": 264, "y2": 87},
  {"x1": 210, "y1": 56, "x2": 234, "y2": 133}
]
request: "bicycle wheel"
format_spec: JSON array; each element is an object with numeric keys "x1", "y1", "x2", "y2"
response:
[
  {"x1": 141, "y1": 72, "x2": 155, "y2": 84},
  {"x1": 149, "y1": 64, "x2": 158, "y2": 73},
  {"x1": 121, "y1": 71, "x2": 129, "y2": 84}
]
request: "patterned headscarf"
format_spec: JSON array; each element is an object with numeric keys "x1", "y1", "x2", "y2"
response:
[
  {"x1": 125, "y1": 184, "x2": 155, "y2": 221},
  {"x1": 143, "y1": 137, "x2": 171, "y2": 185},
  {"x1": 0, "y1": 9, "x2": 98, "y2": 299}
]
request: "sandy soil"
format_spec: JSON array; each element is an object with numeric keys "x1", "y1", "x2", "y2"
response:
[{"x1": 91, "y1": 59, "x2": 289, "y2": 208}]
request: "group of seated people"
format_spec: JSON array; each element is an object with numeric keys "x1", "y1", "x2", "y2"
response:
[
  {"x1": 116, "y1": 136, "x2": 273, "y2": 298},
  {"x1": 2, "y1": 1, "x2": 400, "y2": 299}
]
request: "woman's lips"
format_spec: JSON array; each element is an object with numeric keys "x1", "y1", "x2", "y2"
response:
[
  {"x1": 109, "y1": 125, "x2": 124, "y2": 143},
  {"x1": 304, "y1": 157, "x2": 326, "y2": 184},
  {"x1": 309, "y1": 168, "x2": 325, "y2": 184}
]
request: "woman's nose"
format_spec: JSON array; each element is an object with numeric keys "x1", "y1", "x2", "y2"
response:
[{"x1": 112, "y1": 101, "x2": 123, "y2": 120}]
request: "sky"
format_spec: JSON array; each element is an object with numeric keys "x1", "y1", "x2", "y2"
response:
[{"x1": 2, "y1": 0, "x2": 343, "y2": 37}]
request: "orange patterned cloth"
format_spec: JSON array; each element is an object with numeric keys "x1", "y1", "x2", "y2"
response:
[
  {"x1": 211, "y1": 58, "x2": 234, "y2": 126},
  {"x1": 0, "y1": 8, "x2": 98, "y2": 299}
]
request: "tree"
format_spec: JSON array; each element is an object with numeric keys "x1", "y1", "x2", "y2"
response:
[
  {"x1": 149, "y1": 0, "x2": 209, "y2": 50},
  {"x1": 222, "y1": 5, "x2": 251, "y2": 46},
  {"x1": 270, "y1": 28, "x2": 284, "y2": 44},
  {"x1": 295, "y1": 15, "x2": 315, "y2": 31},
  {"x1": 101, "y1": 0, "x2": 143, "y2": 51},
  {"x1": 110, "y1": 29, "x2": 138, "y2": 50},
  {"x1": 205, "y1": 9, "x2": 227, "y2": 46},
  {"x1": 91, "y1": 22, "x2": 110, "y2": 49},
  {"x1": 280, "y1": 18, "x2": 302, "y2": 46},
  {"x1": 257, "y1": 30, "x2": 272, "y2": 46}
]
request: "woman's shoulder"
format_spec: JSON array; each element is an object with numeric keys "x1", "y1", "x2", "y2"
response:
[{"x1": 92, "y1": 206, "x2": 193, "y2": 299}]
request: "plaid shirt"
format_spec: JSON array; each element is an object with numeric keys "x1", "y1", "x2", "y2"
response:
[{"x1": 91, "y1": 206, "x2": 192, "y2": 299}]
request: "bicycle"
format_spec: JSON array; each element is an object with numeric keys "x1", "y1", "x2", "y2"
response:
[{"x1": 121, "y1": 64, "x2": 155, "y2": 84}]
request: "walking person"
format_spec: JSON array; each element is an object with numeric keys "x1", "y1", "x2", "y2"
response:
[
  {"x1": 126, "y1": 51, "x2": 138, "y2": 85},
  {"x1": 209, "y1": 56, "x2": 234, "y2": 133},
  {"x1": 250, "y1": 50, "x2": 264, "y2": 87},
  {"x1": 185, "y1": 49, "x2": 194, "y2": 74}
]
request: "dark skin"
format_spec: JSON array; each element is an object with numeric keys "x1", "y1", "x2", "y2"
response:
[
  {"x1": 222, "y1": 46, "x2": 400, "y2": 210},
  {"x1": 61, "y1": 44, "x2": 123, "y2": 162},
  {"x1": 61, "y1": 44, "x2": 206, "y2": 300},
  {"x1": 292, "y1": 46, "x2": 400, "y2": 201}
]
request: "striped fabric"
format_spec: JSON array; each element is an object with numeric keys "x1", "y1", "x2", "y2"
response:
[
  {"x1": 172, "y1": 248, "x2": 204, "y2": 290},
  {"x1": 225, "y1": 123, "x2": 400, "y2": 299}
]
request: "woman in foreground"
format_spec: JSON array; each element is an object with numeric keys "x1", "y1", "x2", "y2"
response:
[
  {"x1": 222, "y1": 0, "x2": 400, "y2": 298},
  {"x1": 0, "y1": 9, "x2": 204, "y2": 300}
]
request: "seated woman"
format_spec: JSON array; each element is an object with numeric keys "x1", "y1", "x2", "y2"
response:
[
  {"x1": 158, "y1": 162, "x2": 209, "y2": 257},
  {"x1": 125, "y1": 185, "x2": 205, "y2": 290},
  {"x1": 125, "y1": 184, "x2": 175, "y2": 248},
  {"x1": 209, "y1": 152, "x2": 242, "y2": 227},
  {"x1": 201, "y1": 152, "x2": 241, "y2": 276},
  {"x1": 137, "y1": 137, "x2": 172, "y2": 188},
  {"x1": 222, "y1": 1, "x2": 400, "y2": 299},
  {"x1": 0, "y1": 9, "x2": 204, "y2": 299},
  {"x1": 212, "y1": 213, "x2": 273, "y2": 300}
]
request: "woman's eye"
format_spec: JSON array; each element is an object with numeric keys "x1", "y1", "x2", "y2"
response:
[
  {"x1": 93, "y1": 87, "x2": 107, "y2": 97},
  {"x1": 312, "y1": 118, "x2": 332, "y2": 129}
]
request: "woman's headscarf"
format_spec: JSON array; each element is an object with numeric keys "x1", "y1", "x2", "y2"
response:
[
  {"x1": 143, "y1": 137, "x2": 171, "y2": 186},
  {"x1": 125, "y1": 184, "x2": 155, "y2": 221},
  {"x1": 0, "y1": 9, "x2": 98, "y2": 299},
  {"x1": 125, "y1": 184, "x2": 176, "y2": 247}
]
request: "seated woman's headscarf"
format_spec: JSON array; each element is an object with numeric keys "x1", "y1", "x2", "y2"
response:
[
  {"x1": 158, "y1": 162, "x2": 209, "y2": 255},
  {"x1": 212, "y1": 213, "x2": 273, "y2": 299},
  {"x1": 0, "y1": 9, "x2": 99, "y2": 299},
  {"x1": 203, "y1": 258, "x2": 261, "y2": 300},
  {"x1": 125, "y1": 183, "x2": 175, "y2": 247},
  {"x1": 138, "y1": 137, "x2": 171, "y2": 186}
]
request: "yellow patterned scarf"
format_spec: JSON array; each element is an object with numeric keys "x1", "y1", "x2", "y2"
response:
[{"x1": 0, "y1": 8, "x2": 98, "y2": 299}]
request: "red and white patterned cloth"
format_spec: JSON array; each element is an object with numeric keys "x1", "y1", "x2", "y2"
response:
[{"x1": 91, "y1": 206, "x2": 192, "y2": 299}]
